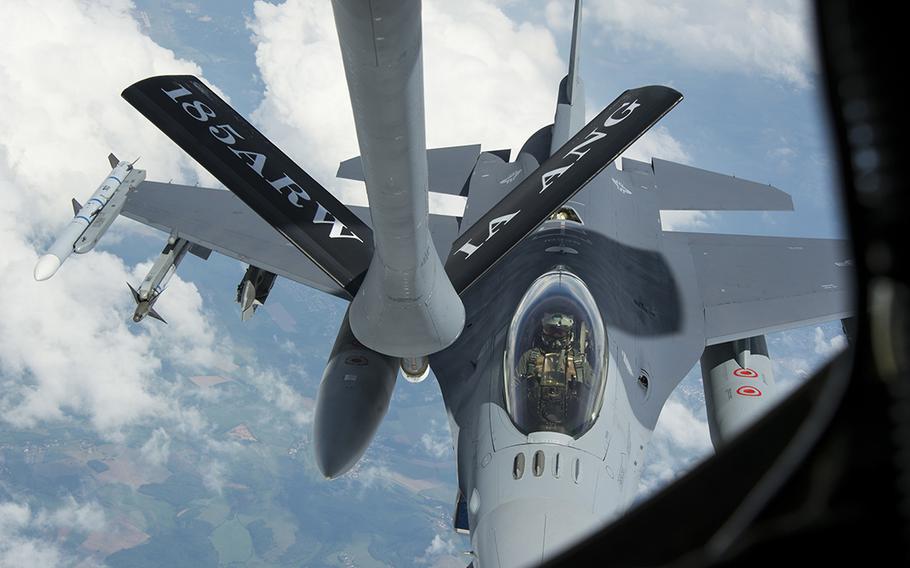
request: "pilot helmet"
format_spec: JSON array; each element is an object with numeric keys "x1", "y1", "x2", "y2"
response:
[{"x1": 540, "y1": 312, "x2": 574, "y2": 349}]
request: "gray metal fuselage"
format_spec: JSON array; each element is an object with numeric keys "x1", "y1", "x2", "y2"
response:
[
  {"x1": 333, "y1": 0, "x2": 465, "y2": 358},
  {"x1": 332, "y1": 1, "x2": 703, "y2": 564},
  {"x1": 431, "y1": 160, "x2": 706, "y2": 566},
  {"x1": 53, "y1": 1, "x2": 848, "y2": 565}
]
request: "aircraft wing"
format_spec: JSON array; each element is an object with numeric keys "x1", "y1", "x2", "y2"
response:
[
  {"x1": 121, "y1": 181, "x2": 347, "y2": 298},
  {"x1": 666, "y1": 231, "x2": 854, "y2": 345}
]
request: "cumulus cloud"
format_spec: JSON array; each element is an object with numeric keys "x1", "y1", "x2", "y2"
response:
[
  {"x1": 639, "y1": 395, "x2": 712, "y2": 496},
  {"x1": 770, "y1": 321, "x2": 847, "y2": 393},
  {"x1": 246, "y1": 0, "x2": 695, "y2": 231},
  {"x1": 246, "y1": 367, "x2": 314, "y2": 426},
  {"x1": 345, "y1": 463, "x2": 395, "y2": 496},
  {"x1": 139, "y1": 427, "x2": 172, "y2": 467},
  {"x1": 641, "y1": 321, "x2": 848, "y2": 498},
  {"x1": 421, "y1": 433, "x2": 451, "y2": 459},
  {"x1": 544, "y1": 1, "x2": 573, "y2": 32},
  {"x1": 248, "y1": 0, "x2": 564, "y2": 194},
  {"x1": 659, "y1": 210, "x2": 714, "y2": 232},
  {"x1": 588, "y1": 0, "x2": 815, "y2": 88},
  {"x1": 199, "y1": 458, "x2": 230, "y2": 495},
  {"x1": 813, "y1": 325, "x2": 848, "y2": 358},
  {"x1": 415, "y1": 533, "x2": 459, "y2": 564},
  {"x1": 622, "y1": 125, "x2": 690, "y2": 166},
  {"x1": 420, "y1": 420, "x2": 453, "y2": 459},
  {"x1": 620, "y1": 125, "x2": 705, "y2": 231},
  {"x1": 0, "y1": 499, "x2": 105, "y2": 568},
  {"x1": 0, "y1": 0, "x2": 234, "y2": 437}
]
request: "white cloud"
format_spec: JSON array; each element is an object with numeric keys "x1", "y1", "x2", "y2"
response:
[
  {"x1": 657, "y1": 398, "x2": 712, "y2": 452},
  {"x1": 640, "y1": 321, "x2": 847, "y2": 497},
  {"x1": 420, "y1": 433, "x2": 451, "y2": 458},
  {"x1": 0, "y1": 0, "x2": 231, "y2": 437},
  {"x1": 636, "y1": 363, "x2": 710, "y2": 497},
  {"x1": 248, "y1": 0, "x2": 564, "y2": 190},
  {"x1": 36, "y1": 497, "x2": 106, "y2": 533},
  {"x1": 545, "y1": 1, "x2": 573, "y2": 32},
  {"x1": 623, "y1": 121, "x2": 698, "y2": 231},
  {"x1": 622, "y1": 125, "x2": 690, "y2": 165},
  {"x1": 588, "y1": 0, "x2": 815, "y2": 88},
  {"x1": 422, "y1": 2, "x2": 564, "y2": 151},
  {"x1": 0, "y1": 500, "x2": 105, "y2": 568},
  {"x1": 419, "y1": 419, "x2": 453, "y2": 459},
  {"x1": 347, "y1": 463, "x2": 394, "y2": 494},
  {"x1": 200, "y1": 458, "x2": 229, "y2": 495},
  {"x1": 813, "y1": 325, "x2": 847, "y2": 358},
  {"x1": 139, "y1": 427, "x2": 172, "y2": 467},
  {"x1": 770, "y1": 321, "x2": 847, "y2": 393},
  {"x1": 659, "y1": 210, "x2": 713, "y2": 231},
  {"x1": 247, "y1": 367, "x2": 314, "y2": 426},
  {"x1": 415, "y1": 533, "x2": 459, "y2": 564}
]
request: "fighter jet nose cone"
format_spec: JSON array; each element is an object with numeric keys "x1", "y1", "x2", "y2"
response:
[{"x1": 34, "y1": 254, "x2": 61, "y2": 281}]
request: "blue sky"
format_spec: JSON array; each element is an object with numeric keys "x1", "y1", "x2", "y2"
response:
[{"x1": 0, "y1": 1, "x2": 849, "y2": 565}]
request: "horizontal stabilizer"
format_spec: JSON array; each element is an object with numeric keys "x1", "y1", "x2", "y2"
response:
[
  {"x1": 337, "y1": 144, "x2": 480, "y2": 197},
  {"x1": 446, "y1": 85, "x2": 683, "y2": 293},
  {"x1": 71, "y1": 198, "x2": 82, "y2": 216},
  {"x1": 623, "y1": 157, "x2": 794, "y2": 211},
  {"x1": 108, "y1": 153, "x2": 119, "y2": 168},
  {"x1": 122, "y1": 75, "x2": 373, "y2": 297}
]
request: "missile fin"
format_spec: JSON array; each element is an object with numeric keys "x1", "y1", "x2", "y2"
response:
[
  {"x1": 147, "y1": 307, "x2": 167, "y2": 324},
  {"x1": 127, "y1": 282, "x2": 141, "y2": 303},
  {"x1": 108, "y1": 153, "x2": 119, "y2": 168},
  {"x1": 71, "y1": 198, "x2": 82, "y2": 216}
]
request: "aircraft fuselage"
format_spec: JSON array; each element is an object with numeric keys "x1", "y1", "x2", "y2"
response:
[{"x1": 431, "y1": 162, "x2": 709, "y2": 565}]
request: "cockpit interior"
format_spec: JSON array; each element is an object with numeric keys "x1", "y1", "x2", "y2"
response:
[{"x1": 504, "y1": 270, "x2": 608, "y2": 438}]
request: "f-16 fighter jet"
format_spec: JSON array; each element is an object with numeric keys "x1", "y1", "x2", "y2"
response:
[{"x1": 36, "y1": 1, "x2": 852, "y2": 565}]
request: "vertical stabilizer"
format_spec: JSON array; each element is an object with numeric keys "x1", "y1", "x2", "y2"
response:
[
  {"x1": 550, "y1": 0, "x2": 586, "y2": 154},
  {"x1": 566, "y1": 0, "x2": 583, "y2": 104}
]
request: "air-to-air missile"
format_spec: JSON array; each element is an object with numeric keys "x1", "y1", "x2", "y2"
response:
[
  {"x1": 33, "y1": 154, "x2": 146, "y2": 281},
  {"x1": 128, "y1": 235, "x2": 191, "y2": 323}
]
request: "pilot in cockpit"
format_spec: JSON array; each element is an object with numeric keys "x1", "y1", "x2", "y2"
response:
[{"x1": 517, "y1": 312, "x2": 593, "y2": 427}]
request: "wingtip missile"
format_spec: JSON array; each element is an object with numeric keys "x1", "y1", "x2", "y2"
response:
[
  {"x1": 34, "y1": 254, "x2": 62, "y2": 281},
  {"x1": 35, "y1": 155, "x2": 145, "y2": 281}
]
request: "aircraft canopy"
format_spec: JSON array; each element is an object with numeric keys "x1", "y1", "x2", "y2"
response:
[{"x1": 504, "y1": 270, "x2": 608, "y2": 438}]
